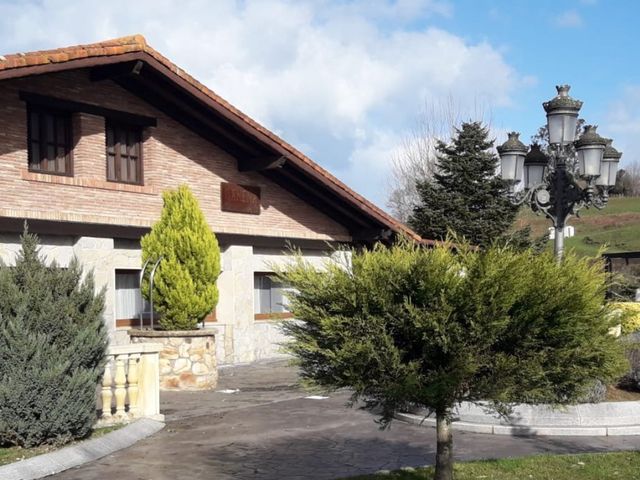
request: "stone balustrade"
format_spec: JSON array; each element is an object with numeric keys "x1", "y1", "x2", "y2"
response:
[{"x1": 98, "y1": 343, "x2": 164, "y2": 425}]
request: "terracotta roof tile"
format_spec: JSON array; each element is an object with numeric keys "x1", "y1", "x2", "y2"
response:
[{"x1": 0, "y1": 35, "x2": 427, "y2": 243}]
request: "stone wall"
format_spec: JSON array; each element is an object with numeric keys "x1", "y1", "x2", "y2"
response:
[
  {"x1": 129, "y1": 330, "x2": 217, "y2": 391},
  {"x1": 0, "y1": 233, "x2": 140, "y2": 340},
  {"x1": 0, "y1": 231, "x2": 344, "y2": 366}
]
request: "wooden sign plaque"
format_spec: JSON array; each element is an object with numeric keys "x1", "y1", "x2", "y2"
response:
[{"x1": 221, "y1": 182, "x2": 261, "y2": 215}]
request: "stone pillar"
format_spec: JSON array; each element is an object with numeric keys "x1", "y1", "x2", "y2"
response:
[
  {"x1": 136, "y1": 346, "x2": 162, "y2": 417},
  {"x1": 73, "y1": 237, "x2": 116, "y2": 337},
  {"x1": 228, "y1": 245, "x2": 255, "y2": 364},
  {"x1": 214, "y1": 246, "x2": 235, "y2": 364}
]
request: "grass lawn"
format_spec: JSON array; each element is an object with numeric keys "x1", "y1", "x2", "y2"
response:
[
  {"x1": 514, "y1": 196, "x2": 640, "y2": 257},
  {"x1": 0, "y1": 424, "x2": 123, "y2": 466},
  {"x1": 0, "y1": 444, "x2": 49, "y2": 466},
  {"x1": 346, "y1": 451, "x2": 640, "y2": 480}
]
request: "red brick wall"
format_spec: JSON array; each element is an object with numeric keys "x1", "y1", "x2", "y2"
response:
[{"x1": 0, "y1": 70, "x2": 350, "y2": 241}]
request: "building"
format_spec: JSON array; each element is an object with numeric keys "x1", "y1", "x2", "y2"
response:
[{"x1": 0, "y1": 35, "x2": 421, "y2": 365}]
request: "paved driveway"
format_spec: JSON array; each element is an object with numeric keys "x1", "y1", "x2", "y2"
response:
[{"x1": 52, "y1": 360, "x2": 640, "y2": 480}]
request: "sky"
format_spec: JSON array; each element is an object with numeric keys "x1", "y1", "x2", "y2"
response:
[{"x1": 0, "y1": 0, "x2": 638, "y2": 211}]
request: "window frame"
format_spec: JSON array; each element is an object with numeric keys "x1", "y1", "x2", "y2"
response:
[
  {"x1": 114, "y1": 268, "x2": 151, "y2": 328},
  {"x1": 105, "y1": 120, "x2": 144, "y2": 186},
  {"x1": 253, "y1": 272, "x2": 294, "y2": 320},
  {"x1": 26, "y1": 105, "x2": 73, "y2": 176}
]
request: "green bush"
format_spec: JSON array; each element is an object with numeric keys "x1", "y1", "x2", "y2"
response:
[
  {"x1": 0, "y1": 229, "x2": 107, "y2": 447},
  {"x1": 611, "y1": 302, "x2": 640, "y2": 335},
  {"x1": 141, "y1": 185, "x2": 221, "y2": 330},
  {"x1": 278, "y1": 239, "x2": 627, "y2": 479}
]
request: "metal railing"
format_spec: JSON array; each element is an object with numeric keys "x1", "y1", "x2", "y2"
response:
[{"x1": 139, "y1": 257, "x2": 163, "y2": 329}]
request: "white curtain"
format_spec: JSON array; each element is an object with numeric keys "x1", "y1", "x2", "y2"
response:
[
  {"x1": 254, "y1": 273, "x2": 291, "y2": 314},
  {"x1": 115, "y1": 271, "x2": 143, "y2": 320}
]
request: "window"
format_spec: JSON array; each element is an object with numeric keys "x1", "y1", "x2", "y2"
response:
[
  {"x1": 254, "y1": 273, "x2": 292, "y2": 319},
  {"x1": 115, "y1": 269, "x2": 149, "y2": 325},
  {"x1": 106, "y1": 121, "x2": 142, "y2": 184},
  {"x1": 27, "y1": 107, "x2": 72, "y2": 175}
]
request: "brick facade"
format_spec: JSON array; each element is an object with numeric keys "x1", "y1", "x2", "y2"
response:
[{"x1": 0, "y1": 69, "x2": 350, "y2": 241}]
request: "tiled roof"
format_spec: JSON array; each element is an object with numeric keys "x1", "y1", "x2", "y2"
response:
[{"x1": 0, "y1": 35, "x2": 426, "y2": 243}]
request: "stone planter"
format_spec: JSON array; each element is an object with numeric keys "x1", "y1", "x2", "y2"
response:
[{"x1": 129, "y1": 330, "x2": 217, "y2": 391}]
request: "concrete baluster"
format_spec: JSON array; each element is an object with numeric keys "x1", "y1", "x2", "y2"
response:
[
  {"x1": 100, "y1": 343, "x2": 164, "y2": 423},
  {"x1": 127, "y1": 354, "x2": 140, "y2": 416},
  {"x1": 114, "y1": 354, "x2": 127, "y2": 417},
  {"x1": 101, "y1": 360, "x2": 113, "y2": 419}
]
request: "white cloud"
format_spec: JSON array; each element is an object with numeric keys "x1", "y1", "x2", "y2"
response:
[
  {"x1": 0, "y1": 0, "x2": 528, "y2": 209},
  {"x1": 553, "y1": 10, "x2": 583, "y2": 28},
  {"x1": 605, "y1": 85, "x2": 640, "y2": 166},
  {"x1": 340, "y1": 129, "x2": 408, "y2": 202}
]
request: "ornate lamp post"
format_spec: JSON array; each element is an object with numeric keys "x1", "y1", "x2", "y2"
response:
[{"x1": 497, "y1": 85, "x2": 622, "y2": 261}]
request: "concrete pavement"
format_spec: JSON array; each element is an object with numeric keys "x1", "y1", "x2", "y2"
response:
[{"x1": 50, "y1": 360, "x2": 640, "y2": 480}]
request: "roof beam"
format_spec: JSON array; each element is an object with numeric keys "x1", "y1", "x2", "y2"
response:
[
  {"x1": 19, "y1": 91, "x2": 157, "y2": 127},
  {"x1": 351, "y1": 228, "x2": 394, "y2": 244},
  {"x1": 263, "y1": 172, "x2": 360, "y2": 232},
  {"x1": 0, "y1": 216, "x2": 148, "y2": 239},
  {"x1": 116, "y1": 72, "x2": 265, "y2": 158},
  {"x1": 238, "y1": 155, "x2": 286, "y2": 172},
  {"x1": 266, "y1": 167, "x2": 372, "y2": 230},
  {"x1": 90, "y1": 60, "x2": 144, "y2": 82}
]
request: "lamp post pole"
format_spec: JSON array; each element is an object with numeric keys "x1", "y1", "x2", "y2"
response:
[
  {"x1": 497, "y1": 85, "x2": 622, "y2": 262},
  {"x1": 553, "y1": 164, "x2": 566, "y2": 261}
]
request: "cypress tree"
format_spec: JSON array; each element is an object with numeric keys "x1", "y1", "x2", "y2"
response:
[
  {"x1": 0, "y1": 228, "x2": 107, "y2": 447},
  {"x1": 141, "y1": 185, "x2": 221, "y2": 330},
  {"x1": 409, "y1": 122, "x2": 519, "y2": 247}
]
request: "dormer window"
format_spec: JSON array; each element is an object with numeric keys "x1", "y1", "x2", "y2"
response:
[
  {"x1": 106, "y1": 121, "x2": 143, "y2": 185},
  {"x1": 27, "y1": 107, "x2": 72, "y2": 175}
]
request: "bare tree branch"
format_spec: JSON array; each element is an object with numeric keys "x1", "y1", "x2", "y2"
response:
[
  {"x1": 386, "y1": 95, "x2": 490, "y2": 222},
  {"x1": 626, "y1": 160, "x2": 640, "y2": 196}
]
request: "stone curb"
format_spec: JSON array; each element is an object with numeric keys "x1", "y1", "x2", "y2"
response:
[
  {"x1": 0, "y1": 418, "x2": 165, "y2": 480},
  {"x1": 396, "y1": 412, "x2": 640, "y2": 436}
]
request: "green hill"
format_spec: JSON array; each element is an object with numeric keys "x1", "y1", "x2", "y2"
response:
[{"x1": 514, "y1": 196, "x2": 640, "y2": 257}]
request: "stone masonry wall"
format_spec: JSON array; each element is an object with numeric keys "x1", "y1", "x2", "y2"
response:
[{"x1": 130, "y1": 330, "x2": 217, "y2": 391}]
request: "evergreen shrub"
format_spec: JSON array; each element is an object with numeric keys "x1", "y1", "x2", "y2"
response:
[
  {"x1": 278, "y1": 239, "x2": 627, "y2": 479},
  {"x1": 612, "y1": 302, "x2": 640, "y2": 335},
  {"x1": 409, "y1": 122, "x2": 523, "y2": 248},
  {"x1": 0, "y1": 229, "x2": 107, "y2": 447},
  {"x1": 141, "y1": 185, "x2": 221, "y2": 330}
]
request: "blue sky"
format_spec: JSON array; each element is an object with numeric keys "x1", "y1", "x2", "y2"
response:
[
  {"x1": 435, "y1": 0, "x2": 638, "y2": 143},
  {"x1": 0, "y1": 0, "x2": 637, "y2": 211}
]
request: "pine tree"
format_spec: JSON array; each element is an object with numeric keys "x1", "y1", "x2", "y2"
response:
[
  {"x1": 141, "y1": 185, "x2": 221, "y2": 330},
  {"x1": 409, "y1": 122, "x2": 519, "y2": 247},
  {"x1": 278, "y1": 240, "x2": 627, "y2": 480},
  {"x1": 0, "y1": 228, "x2": 107, "y2": 447}
]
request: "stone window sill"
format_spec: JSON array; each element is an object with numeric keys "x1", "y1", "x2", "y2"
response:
[{"x1": 254, "y1": 312, "x2": 294, "y2": 321}]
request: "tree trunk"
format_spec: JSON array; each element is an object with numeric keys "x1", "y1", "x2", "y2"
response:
[{"x1": 435, "y1": 411, "x2": 454, "y2": 480}]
